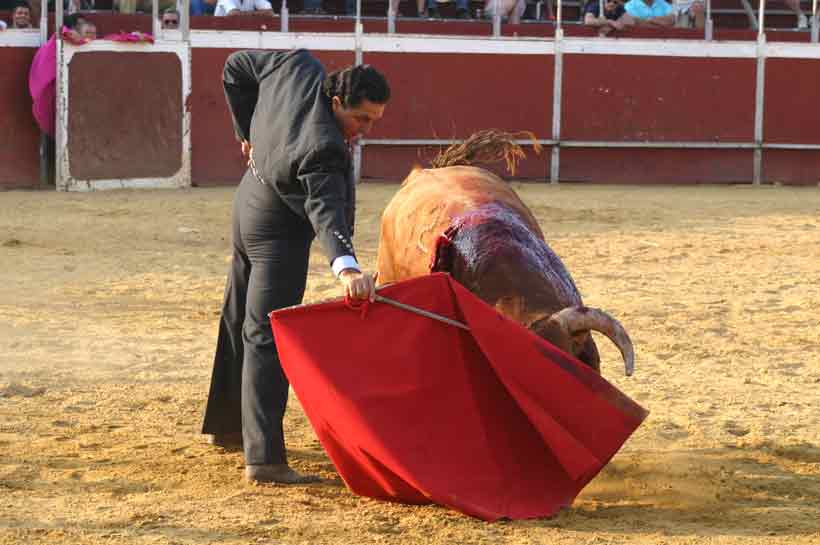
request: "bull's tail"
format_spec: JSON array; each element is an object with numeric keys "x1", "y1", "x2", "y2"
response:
[{"x1": 430, "y1": 130, "x2": 542, "y2": 176}]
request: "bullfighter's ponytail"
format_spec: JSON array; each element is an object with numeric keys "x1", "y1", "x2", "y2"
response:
[{"x1": 323, "y1": 64, "x2": 391, "y2": 108}]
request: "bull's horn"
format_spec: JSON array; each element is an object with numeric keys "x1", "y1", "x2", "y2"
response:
[{"x1": 550, "y1": 306, "x2": 635, "y2": 376}]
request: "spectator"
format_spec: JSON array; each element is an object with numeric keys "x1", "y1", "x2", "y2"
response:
[
  {"x1": 384, "y1": 0, "x2": 423, "y2": 17},
  {"x1": 67, "y1": 0, "x2": 95, "y2": 13},
  {"x1": 29, "y1": 13, "x2": 87, "y2": 184},
  {"x1": 619, "y1": 0, "x2": 674, "y2": 28},
  {"x1": 114, "y1": 0, "x2": 176, "y2": 14},
  {"x1": 783, "y1": 0, "x2": 808, "y2": 28},
  {"x1": 77, "y1": 18, "x2": 96, "y2": 39},
  {"x1": 11, "y1": 1, "x2": 33, "y2": 28},
  {"x1": 214, "y1": 0, "x2": 274, "y2": 16},
  {"x1": 483, "y1": 0, "x2": 526, "y2": 23},
  {"x1": 161, "y1": 7, "x2": 180, "y2": 28},
  {"x1": 673, "y1": 0, "x2": 704, "y2": 29},
  {"x1": 114, "y1": 0, "x2": 137, "y2": 12},
  {"x1": 189, "y1": 0, "x2": 217, "y2": 15},
  {"x1": 424, "y1": 0, "x2": 471, "y2": 18},
  {"x1": 300, "y1": 0, "x2": 326, "y2": 15},
  {"x1": 583, "y1": 0, "x2": 625, "y2": 27},
  {"x1": 399, "y1": 0, "x2": 470, "y2": 18}
]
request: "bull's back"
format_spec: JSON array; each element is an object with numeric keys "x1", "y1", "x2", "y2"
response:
[{"x1": 377, "y1": 166, "x2": 542, "y2": 283}]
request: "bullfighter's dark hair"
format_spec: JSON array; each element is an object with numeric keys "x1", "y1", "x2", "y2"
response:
[{"x1": 323, "y1": 64, "x2": 391, "y2": 108}]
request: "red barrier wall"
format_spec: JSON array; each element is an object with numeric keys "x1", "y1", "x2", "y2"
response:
[
  {"x1": 4, "y1": 15, "x2": 820, "y2": 189},
  {"x1": 0, "y1": 46, "x2": 40, "y2": 189},
  {"x1": 560, "y1": 148, "x2": 755, "y2": 184},
  {"x1": 67, "y1": 51, "x2": 183, "y2": 180},
  {"x1": 190, "y1": 49, "x2": 554, "y2": 185},
  {"x1": 562, "y1": 55, "x2": 756, "y2": 142},
  {"x1": 364, "y1": 52, "x2": 553, "y2": 140},
  {"x1": 761, "y1": 57, "x2": 820, "y2": 185}
]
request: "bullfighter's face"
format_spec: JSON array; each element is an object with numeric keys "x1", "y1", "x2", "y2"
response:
[{"x1": 332, "y1": 96, "x2": 386, "y2": 143}]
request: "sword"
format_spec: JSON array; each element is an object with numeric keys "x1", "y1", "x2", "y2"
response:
[{"x1": 373, "y1": 294, "x2": 469, "y2": 331}]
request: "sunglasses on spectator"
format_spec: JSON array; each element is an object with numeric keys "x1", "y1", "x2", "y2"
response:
[{"x1": 163, "y1": 18, "x2": 179, "y2": 26}]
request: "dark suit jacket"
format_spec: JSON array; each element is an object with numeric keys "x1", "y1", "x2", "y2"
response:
[{"x1": 223, "y1": 48, "x2": 356, "y2": 265}]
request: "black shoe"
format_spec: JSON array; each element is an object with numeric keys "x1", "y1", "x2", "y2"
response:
[
  {"x1": 245, "y1": 464, "x2": 322, "y2": 484},
  {"x1": 205, "y1": 432, "x2": 243, "y2": 450},
  {"x1": 455, "y1": 7, "x2": 470, "y2": 19},
  {"x1": 426, "y1": 6, "x2": 441, "y2": 18}
]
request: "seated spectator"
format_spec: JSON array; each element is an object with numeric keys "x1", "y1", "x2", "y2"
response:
[
  {"x1": 364, "y1": 0, "x2": 469, "y2": 18},
  {"x1": 29, "y1": 13, "x2": 88, "y2": 184},
  {"x1": 214, "y1": 0, "x2": 274, "y2": 16},
  {"x1": 300, "y1": 0, "x2": 327, "y2": 15},
  {"x1": 67, "y1": 0, "x2": 95, "y2": 13},
  {"x1": 619, "y1": 0, "x2": 674, "y2": 28},
  {"x1": 114, "y1": 0, "x2": 138, "y2": 12},
  {"x1": 672, "y1": 0, "x2": 704, "y2": 29},
  {"x1": 161, "y1": 7, "x2": 180, "y2": 28},
  {"x1": 10, "y1": 1, "x2": 34, "y2": 28},
  {"x1": 190, "y1": 0, "x2": 217, "y2": 15},
  {"x1": 114, "y1": 0, "x2": 176, "y2": 14},
  {"x1": 783, "y1": 0, "x2": 808, "y2": 28},
  {"x1": 385, "y1": 0, "x2": 420, "y2": 17},
  {"x1": 77, "y1": 17, "x2": 97, "y2": 39},
  {"x1": 425, "y1": 0, "x2": 471, "y2": 18},
  {"x1": 483, "y1": 0, "x2": 525, "y2": 23},
  {"x1": 583, "y1": 0, "x2": 625, "y2": 27}
]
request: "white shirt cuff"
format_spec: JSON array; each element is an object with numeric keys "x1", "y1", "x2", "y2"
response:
[{"x1": 332, "y1": 255, "x2": 360, "y2": 277}]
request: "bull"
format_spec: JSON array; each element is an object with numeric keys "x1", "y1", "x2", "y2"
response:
[{"x1": 376, "y1": 131, "x2": 634, "y2": 376}]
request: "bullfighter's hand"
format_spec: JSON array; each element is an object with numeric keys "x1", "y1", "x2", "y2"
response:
[
  {"x1": 339, "y1": 269, "x2": 376, "y2": 302},
  {"x1": 241, "y1": 140, "x2": 252, "y2": 165}
]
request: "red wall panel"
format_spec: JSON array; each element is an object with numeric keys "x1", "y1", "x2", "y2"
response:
[
  {"x1": 190, "y1": 48, "x2": 354, "y2": 186},
  {"x1": 67, "y1": 52, "x2": 182, "y2": 180},
  {"x1": 560, "y1": 148, "x2": 754, "y2": 184},
  {"x1": 562, "y1": 54, "x2": 756, "y2": 142},
  {"x1": 362, "y1": 52, "x2": 553, "y2": 141},
  {"x1": 763, "y1": 150, "x2": 820, "y2": 186},
  {"x1": 764, "y1": 58, "x2": 820, "y2": 145},
  {"x1": 0, "y1": 47, "x2": 40, "y2": 189}
]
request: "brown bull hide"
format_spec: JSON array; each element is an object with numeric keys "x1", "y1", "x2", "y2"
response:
[{"x1": 377, "y1": 165, "x2": 631, "y2": 375}]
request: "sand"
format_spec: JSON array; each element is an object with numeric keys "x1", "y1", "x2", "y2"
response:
[{"x1": 1, "y1": 182, "x2": 818, "y2": 545}]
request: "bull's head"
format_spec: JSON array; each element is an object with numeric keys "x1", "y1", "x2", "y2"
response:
[{"x1": 529, "y1": 306, "x2": 634, "y2": 376}]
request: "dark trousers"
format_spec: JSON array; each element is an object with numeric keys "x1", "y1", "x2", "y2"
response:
[
  {"x1": 40, "y1": 134, "x2": 55, "y2": 186},
  {"x1": 202, "y1": 172, "x2": 314, "y2": 466}
]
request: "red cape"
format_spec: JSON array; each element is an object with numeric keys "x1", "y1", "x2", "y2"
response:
[{"x1": 270, "y1": 273, "x2": 647, "y2": 520}]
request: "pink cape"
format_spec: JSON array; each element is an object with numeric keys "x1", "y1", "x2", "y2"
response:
[
  {"x1": 270, "y1": 273, "x2": 648, "y2": 520},
  {"x1": 28, "y1": 31, "x2": 154, "y2": 136},
  {"x1": 28, "y1": 34, "x2": 58, "y2": 136}
]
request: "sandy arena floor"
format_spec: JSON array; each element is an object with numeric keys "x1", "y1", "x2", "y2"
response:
[{"x1": 1, "y1": 182, "x2": 819, "y2": 545}]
